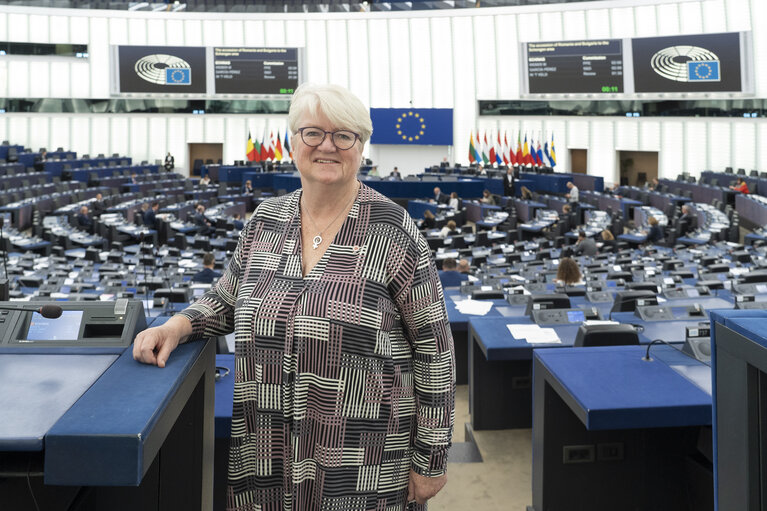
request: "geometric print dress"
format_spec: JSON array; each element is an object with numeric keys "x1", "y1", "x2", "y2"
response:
[{"x1": 179, "y1": 183, "x2": 455, "y2": 511}]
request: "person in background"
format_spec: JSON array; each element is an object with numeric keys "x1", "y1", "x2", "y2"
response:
[
  {"x1": 600, "y1": 229, "x2": 617, "y2": 252},
  {"x1": 192, "y1": 204, "x2": 213, "y2": 234},
  {"x1": 164, "y1": 152, "x2": 174, "y2": 172},
  {"x1": 644, "y1": 216, "x2": 665, "y2": 245},
  {"x1": 730, "y1": 177, "x2": 750, "y2": 194},
  {"x1": 556, "y1": 257, "x2": 582, "y2": 286},
  {"x1": 560, "y1": 204, "x2": 576, "y2": 232},
  {"x1": 133, "y1": 83, "x2": 453, "y2": 510},
  {"x1": 242, "y1": 179, "x2": 254, "y2": 194},
  {"x1": 573, "y1": 229, "x2": 597, "y2": 256},
  {"x1": 439, "y1": 220, "x2": 459, "y2": 238},
  {"x1": 199, "y1": 174, "x2": 211, "y2": 186},
  {"x1": 438, "y1": 257, "x2": 469, "y2": 288},
  {"x1": 648, "y1": 177, "x2": 660, "y2": 190},
  {"x1": 448, "y1": 191, "x2": 460, "y2": 210},
  {"x1": 565, "y1": 181, "x2": 579, "y2": 203},
  {"x1": 192, "y1": 252, "x2": 221, "y2": 283},
  {"x1": 678, "y1": 204, "x2": 697, "y2": 237},
  {"x1": 503, "y1": 167, "x2": 516, "y2": 197},
  {"x1": 139, "y1": 202, "x2": 150, "y2": 224},
  {"x1": 144, "y1": 202, "x2": 159, "y2": 229},
  {"x1": 520, "y1": 186, "x2": 533, "y2": 201},
  {"x1": 232, "y1": 213, "x2": 244, "y2": 231},
  {"x1": 389, "y1": 166, "x2": 402, "y2": 180},
  {"x1": 480, "y1": 189, "x2": 496, "y2": 205},
  {"x1": 367, "y1": 166, "x2": 379, "y2": 177},
  {"x1": 457, "y1": 259, "x2": 471, "y2": 274},
  {"x1": 91, "y1": 192, "x2": 106, "y2": 217},
  {"x1": 130, "y1": 173, "x2": 139, "y2": 185},
  {"x1": 422, "y1": 209, "x2": 436, "y2": 229},
  {"x1": 432, "y1": 186, "x2": 449, "y2": 204},
  {"x1": 77, "y1": 205, "x2": 93, "y2": 232}
]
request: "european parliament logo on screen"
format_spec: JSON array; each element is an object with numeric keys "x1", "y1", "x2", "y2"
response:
[
  {"x1": 118, "y1": 46, "x2": 206, "y2": 94},
  {"x1": 135, "y1": 54, "x2": 192, "y2": 86},
  {"x1": 370, "y1": 109, "x2": 453, "y2": 146}
]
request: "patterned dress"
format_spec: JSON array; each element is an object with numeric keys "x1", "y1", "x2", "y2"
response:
[{"x1": 180, "y1": 183, "x2": 455, "y2": 511}]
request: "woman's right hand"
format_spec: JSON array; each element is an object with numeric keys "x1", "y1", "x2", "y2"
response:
[{"x1": 133, "y1": 316, "x2": 192, "y2": 368}]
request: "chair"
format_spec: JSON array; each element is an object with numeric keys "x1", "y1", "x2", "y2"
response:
[
  {"x1": 737, "y1": 168, "x2": 746, "y2": 175},
  {"x1": 573, "y1": 324, "x2": 639, "y2": 347}
]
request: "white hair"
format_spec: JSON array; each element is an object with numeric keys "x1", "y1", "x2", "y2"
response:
[{"x1": 288, "y1": 83, "x2": 373, "y2": 145}]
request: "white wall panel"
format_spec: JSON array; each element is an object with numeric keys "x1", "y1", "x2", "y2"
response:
[
  {"x1": 223, "y1": 116, "x2": 245, "y2": 164},
  {"x1": 108, "y1": 17, "x2": 128, "y2": 44},
  {"x1": 610, "y1": 7, "x2": 635, "y2": 38},
  {"x1": 110, "y1": 117, "x2": 129, "y2": 157},
  {"x1": 656, "y1": 3, "x2": 679, "y2": 36},
  {"x1": 128, "y1": 18, "x2": 147, "y2": 45},
  {"x1": 326, "y1": 20, "x2": 349, "y2": 89},
  {"x1": 708, "y1": 121, "x2": 731, "y2": 171},
  {"x1": 639, "y1": 120, "x2": 660, "y2": 152},
  {"x1": 0, "y1": 61, "x2": 7, "y2": 98},
  {"x1": 429, "y1": 17, "x2": 453, "y2": 107},
  {"x1": 202, "y1": 20, "x2": 224, "y2": 46},
  {"x1": 614, "y1": 119, "x2": 638, "y2": 150},
  {"x1": 167, "y1": 117, "x2": 187, "y2": 174},
  {"x1": 588, "y1": 121, "x2": 616, "y2": 182},
  {"x1": 660, "y1": 120, "x2": 683, "y2": 179},
  {"x1": 29, "y1": 15, "x2": 49, "y2": 43},
  {"x1": 368, "y1": 19, "x2": 390, "y2": 108},
  {"x1": 409, "y1": 18, "x2": 431, "y2": 108},
  {"x1": 748, "y1": 0, "x2": 764, "y2": 96},
  {"x1": 567, "y1": 120, "x2": 589, "y2": 148},
  {"x1": 285, "y1": 20, "x2": 305, "y2": 47},
  {"x1": 148, "y1": 117, "x2": 167, "y2": 165},
  {"x1": 264, "y1": 19, "x2": 286, "y2": 45},
  {"x1": 90, "y1": 117, "x2": 109, "y2": 157},
  {"x1": 516, "y1": 12, "x2": 539, "y2": 42},
  {"x1": 243, "y1": 20, "x2": 265, "y2": 46},
  {"x1": 7, "y1": 61, "x2": 29, "y2": 98},
  {"x1": 451, "y1": 15, "x2": 475, "y2": 162},
  {"x1": 29, "y1": 61, "x2": 49, "y2": 97},
  {"x1": 184, "y1": 19, "x2": 203, "y2": 46},
  {"x1": 70, "y1": 117, "x2": 91, "y2": 157},
  {"x1": 726, "y1": 0, "x2": 751, "y2": 31},
  {"x1": 50, "y1": 61, "x2": 70, "y2": 97},
  {"x1": 702, "y1": 0, "x2": 727, "y2": 33},
  {"x1": 70, "y1": 61, "x2": 90, "y2": 97},
  {"x1": 222, "y1": 20, "x2": 244, "y2": 46},
  {"x1": 129, "y1": 117, "x2": 148, "y2": 162},
  {"x1": 473, "y1": 16, "x2": 496, "y2": 100},
  {"x1": 347, "y1": 19, "x2": 370, "y2": 107},
  {"x1": 539, "y1": 11, "x2": 563, "y2": 42},
  {"x1": 204, "y1": 117, "x2": 225, "y2": 144},
  {"x1": 147, "y1": 19, "x2": 166, "y2": 46},
  {"x1": 679, "y1": 1, "x2": 703, "y2": 34},
  {"x1": 585, "y1": 9, "x2": 610, "y2": 39},
  {"x1": 683, "y1": 121, "x2": 707, "y2": 175},
  {"x1": 732, "y1": 121, "x2": 756, "y2": 170},
  {"x1": 186, "y1": 116, "x2": 205, "y2": 143},
  {"x1": 388, "y1": 18, "x2": 411, "y2": 106},
  {"x1": 49, "y1": 16, "x2": 69, "y2": 43},
  {"x1": 8, "y1": 13, "x2": 28, "y2": 42},
  {"x1": 757, "y1": 123, "x2": 767, "y2": 173},
  {"x1": 632, "y1": 5, "x2": 656, "y2": 38},
  {"x1": 28, "y1": 117, "x2": 49, "y2": 152},
  {"x1": 305, "y1": 19, "x2": 328, "y2": 85},
  {"x1": 70, "y1": 15, "x2": 88, "y2": 44},
  {"x1": 166, "y1": 19, "x2": 184, "y2": 46},
  {"x1": 562, "y1": 10, "x2": 587, "y2": 41},
  {"x1": 0, "y1": 13, "x2": 6, "y2": 41},
  {"x1": 8, "y1": 117, "x2": 29, "y2": 148},
  {"x1": 49, "y1": 117, "x2": 70, "y2": 155}
]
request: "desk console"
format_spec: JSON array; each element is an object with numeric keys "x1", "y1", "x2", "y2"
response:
[
  {"x1": 0, "y1": 299, "x2": 146, "y2": 348},
  {"x1": 532, "y1": 307, "x2": 601, "y2": 325}
]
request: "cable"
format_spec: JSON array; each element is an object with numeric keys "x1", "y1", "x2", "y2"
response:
[
  {"x1": 642, "y1": 338, "x2": 710, "y2": 367},
  {"x1": 26, "y1": 459, "x2": 40, "y2": 511}
]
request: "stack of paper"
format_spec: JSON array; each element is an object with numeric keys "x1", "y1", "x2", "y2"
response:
[
  {"x1": 506, "y1": 324, "x2": 561, "y2": 344},
  {"x1": 455, "y1": 300, "x2": 493, "y2": 316}
]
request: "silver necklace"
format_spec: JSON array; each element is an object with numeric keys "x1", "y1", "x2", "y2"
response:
[{"x1": 302, "y1": 184, "x2": 358, "y2": 250}]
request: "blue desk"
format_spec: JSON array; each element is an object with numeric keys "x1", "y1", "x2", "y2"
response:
[{"x1": 532, "y1": 345, "x2": 712, "y2": 511}]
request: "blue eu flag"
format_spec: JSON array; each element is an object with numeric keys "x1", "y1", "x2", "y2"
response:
[
  {"x1": 687, "y1": 61, "x2": 720, "y2": 82},
  {"x1": 370, "y1": 108, "x2": 453, "y2": 145},
  {"x1": 166, "y1": 68, "x2": 191, "y2": 85}
]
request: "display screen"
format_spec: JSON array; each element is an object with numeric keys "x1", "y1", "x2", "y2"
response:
[
  {"x1": 632, "y1": 32, "x2": 743, "y2": 93},
  {"x1": 526, "y1": 39, "x2": 624, "y2": 94},
  {"x1": 567, "y1": 310, "x2": 586, "y2": 323},
  {"x1": 214, "y1": 47, "x2": 299, "y2": 95},
  {"x1": 26, "y1": 310, "x2": 83, "y2": 341},
  {"x1": 117, "y1": 45, "x2": 207, "y2": 94}
]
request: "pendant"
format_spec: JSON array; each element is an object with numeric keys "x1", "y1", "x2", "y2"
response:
[{"x1": 312, "y1": 235, "x2": 322, "y2": 249}]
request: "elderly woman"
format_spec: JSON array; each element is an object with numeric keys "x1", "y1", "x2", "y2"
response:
[{"x1": 133, "y1": 83, "x2": 455, "y2": 511}]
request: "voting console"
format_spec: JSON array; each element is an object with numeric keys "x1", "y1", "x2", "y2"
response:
[{"x1": 0, "y1": 300, "x2": 215, "y2": 511}]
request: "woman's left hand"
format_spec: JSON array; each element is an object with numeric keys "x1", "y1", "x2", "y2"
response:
[{"x1": 407, "y1": 469, "x2": 447, "y2": 505}]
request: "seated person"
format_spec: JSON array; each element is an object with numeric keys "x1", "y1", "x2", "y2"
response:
[
  {"x1": 560, "y1": 204, "x2": 576, "y2": 232},
  {"x1": 448, "y1": 192, "x2": 460, "y2": 210},
  {"x1": 432, "y1": 186, "x2": 449, "y2": 205},
  {"x1": 91, "y1": 193, "x2": 106, "y2": 216},
  {"x1": 438, "y1": 220, "x2": 460, "y2": 238},
  {"x1": 573, "y1": 230, "x2": 597, "y2": 256},
  {"x1": 555, "y1": 257, "x2": 583, "y2": 287},
  {"x1": 367, "y1": 167, "x2": 379, "y2": 177},
  {"x1": 389, "y1": 167, "x2": 402, "y2": 180},
  {"x1": 242, "y1": 179, "x2": 254, "y2": 194},
  {"x1": 457, "y1": 258, "x2": 471, "y2": 274},
  {"x1": 143, "y1": 202, "x2": 159, "y2": 229},
  {"x1": 520, "y1": 186, "x2": 533, "y2": 201},
  {"x1": 479, "y1": 189, "x2": 496, "y2": 205},
  {"x1": 643, "y1": 216, "x2": 664, "y2": 244},
  {"x1": 648, "y1": 177, "x2": 660, "y2": 190},
  {"x1": 421, "y1": 209, "x2": 436, "y2": 230},
  {"x1": 192, "y1": 204, "x2": 214, "y2": 234},
  {"x1": 730, "y1": 177, "x2": 749, "y2": 194},
  {"x1": 438, "y1": 257, "x2": 469, "y2": 288},
  {"x1": 77, "y1": 205, "x2": 94, "y2": 232},
  {"x1": 678, "y1": 205, "x2": 697, "y2": 236},
  {"x1": 600, "y1": 229, "x2": 617, "y2": 252},
  {"x1": 192, "y1": 252, "x2": 221, "y2": 283},
  {"x1": 232, "y1": 213, "x2": 245, "y2": 231},
  {"x1": 199, "y1": 175, "x2": 212, "y2": 187}
]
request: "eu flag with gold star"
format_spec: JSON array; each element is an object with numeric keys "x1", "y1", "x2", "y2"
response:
[{"x1": 370, "y1": 108, "x2": 453, "y2": 145}]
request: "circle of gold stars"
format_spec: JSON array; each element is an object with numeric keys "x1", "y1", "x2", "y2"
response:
[{"x1": 395, "y1": 111, "x2": 427, "y2": 142}]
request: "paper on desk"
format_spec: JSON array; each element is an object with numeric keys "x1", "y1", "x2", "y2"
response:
[
  {"x1": 50, "y1": 292, "x2": 69, "y2": 299},
  {"x1": 583, "y1": 320, "x2": 619, "y2": 326},
  {"x1": 510, "y1": 285, "x2": 531, "y2": 295},
  {"x1": 506, "y1": 324, "x2": 561, "y2": 344},
  {"x1": 730, "y1": 267, "x2": 749, "y2": 276},
  {"x1": 455, "y1": 300, "x2": 493, "y2": 316}
]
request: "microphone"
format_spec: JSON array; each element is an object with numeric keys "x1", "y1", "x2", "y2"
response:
[{"x1": 0, "y1": 304, "x2": 63, "y2": 318}]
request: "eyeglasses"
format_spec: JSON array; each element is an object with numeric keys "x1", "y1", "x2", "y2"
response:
[{"x1": 297, "y1": 127, "x2": 360, "y2": 150}]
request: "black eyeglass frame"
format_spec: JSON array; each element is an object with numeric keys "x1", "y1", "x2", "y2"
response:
[{"x1": 296, "y1": 127, "x2": 361, "y2": 150}]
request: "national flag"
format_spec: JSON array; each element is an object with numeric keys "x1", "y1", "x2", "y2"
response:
[
  {"x1": 549, "y1": 133, "x2": 557, "y2": 167},
  {"x1": 544, "y1": 139, "x2": 551, "y2": 168},
  {"x1": 468, "y1": 131, "x2": 477, "y2": 164},
  {"x1": 536, "y1": 139, "x2": 544, "y2": 167},
  {"x1": 275, "y1": 132, "x2": 283, "y2": 161},
  {"x1": 246, "y1": 131, "x2": 257, "y2": 162},
  {"x1": 495, "y1": 132, "x2": 503, "y2": 166},
  {"x1": 515, "y1": 132, "x2": 523, "y2": 165},
  {"x1": 488, "y1": 133, "x2": 497, "y2": 167},
  {"x1": 260, "y1": 128, "x2": 269, "y2": 161},
  {"x1": 284, "y1": 128, "x2": 292, "y2": 160},
  {"x1": 268, "y1": 131, "x2": 275, "y2": 161},
  {"x1": 502, "y1": 132, "x2": 510, "y2": 166},
  {"x1": 253, "y1": 137, "x2": 262, "y2": 162},
  {"x1": 481, "y1": 132, "x2": 489, "y2": 165},
  {"x1": 522, "y1": 134, "x2": 532, "y2": 166}
]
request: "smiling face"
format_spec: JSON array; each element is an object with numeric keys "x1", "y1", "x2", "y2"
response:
[{"x1": 292, "y1": 110, "x2": 363, "y2": 190}]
